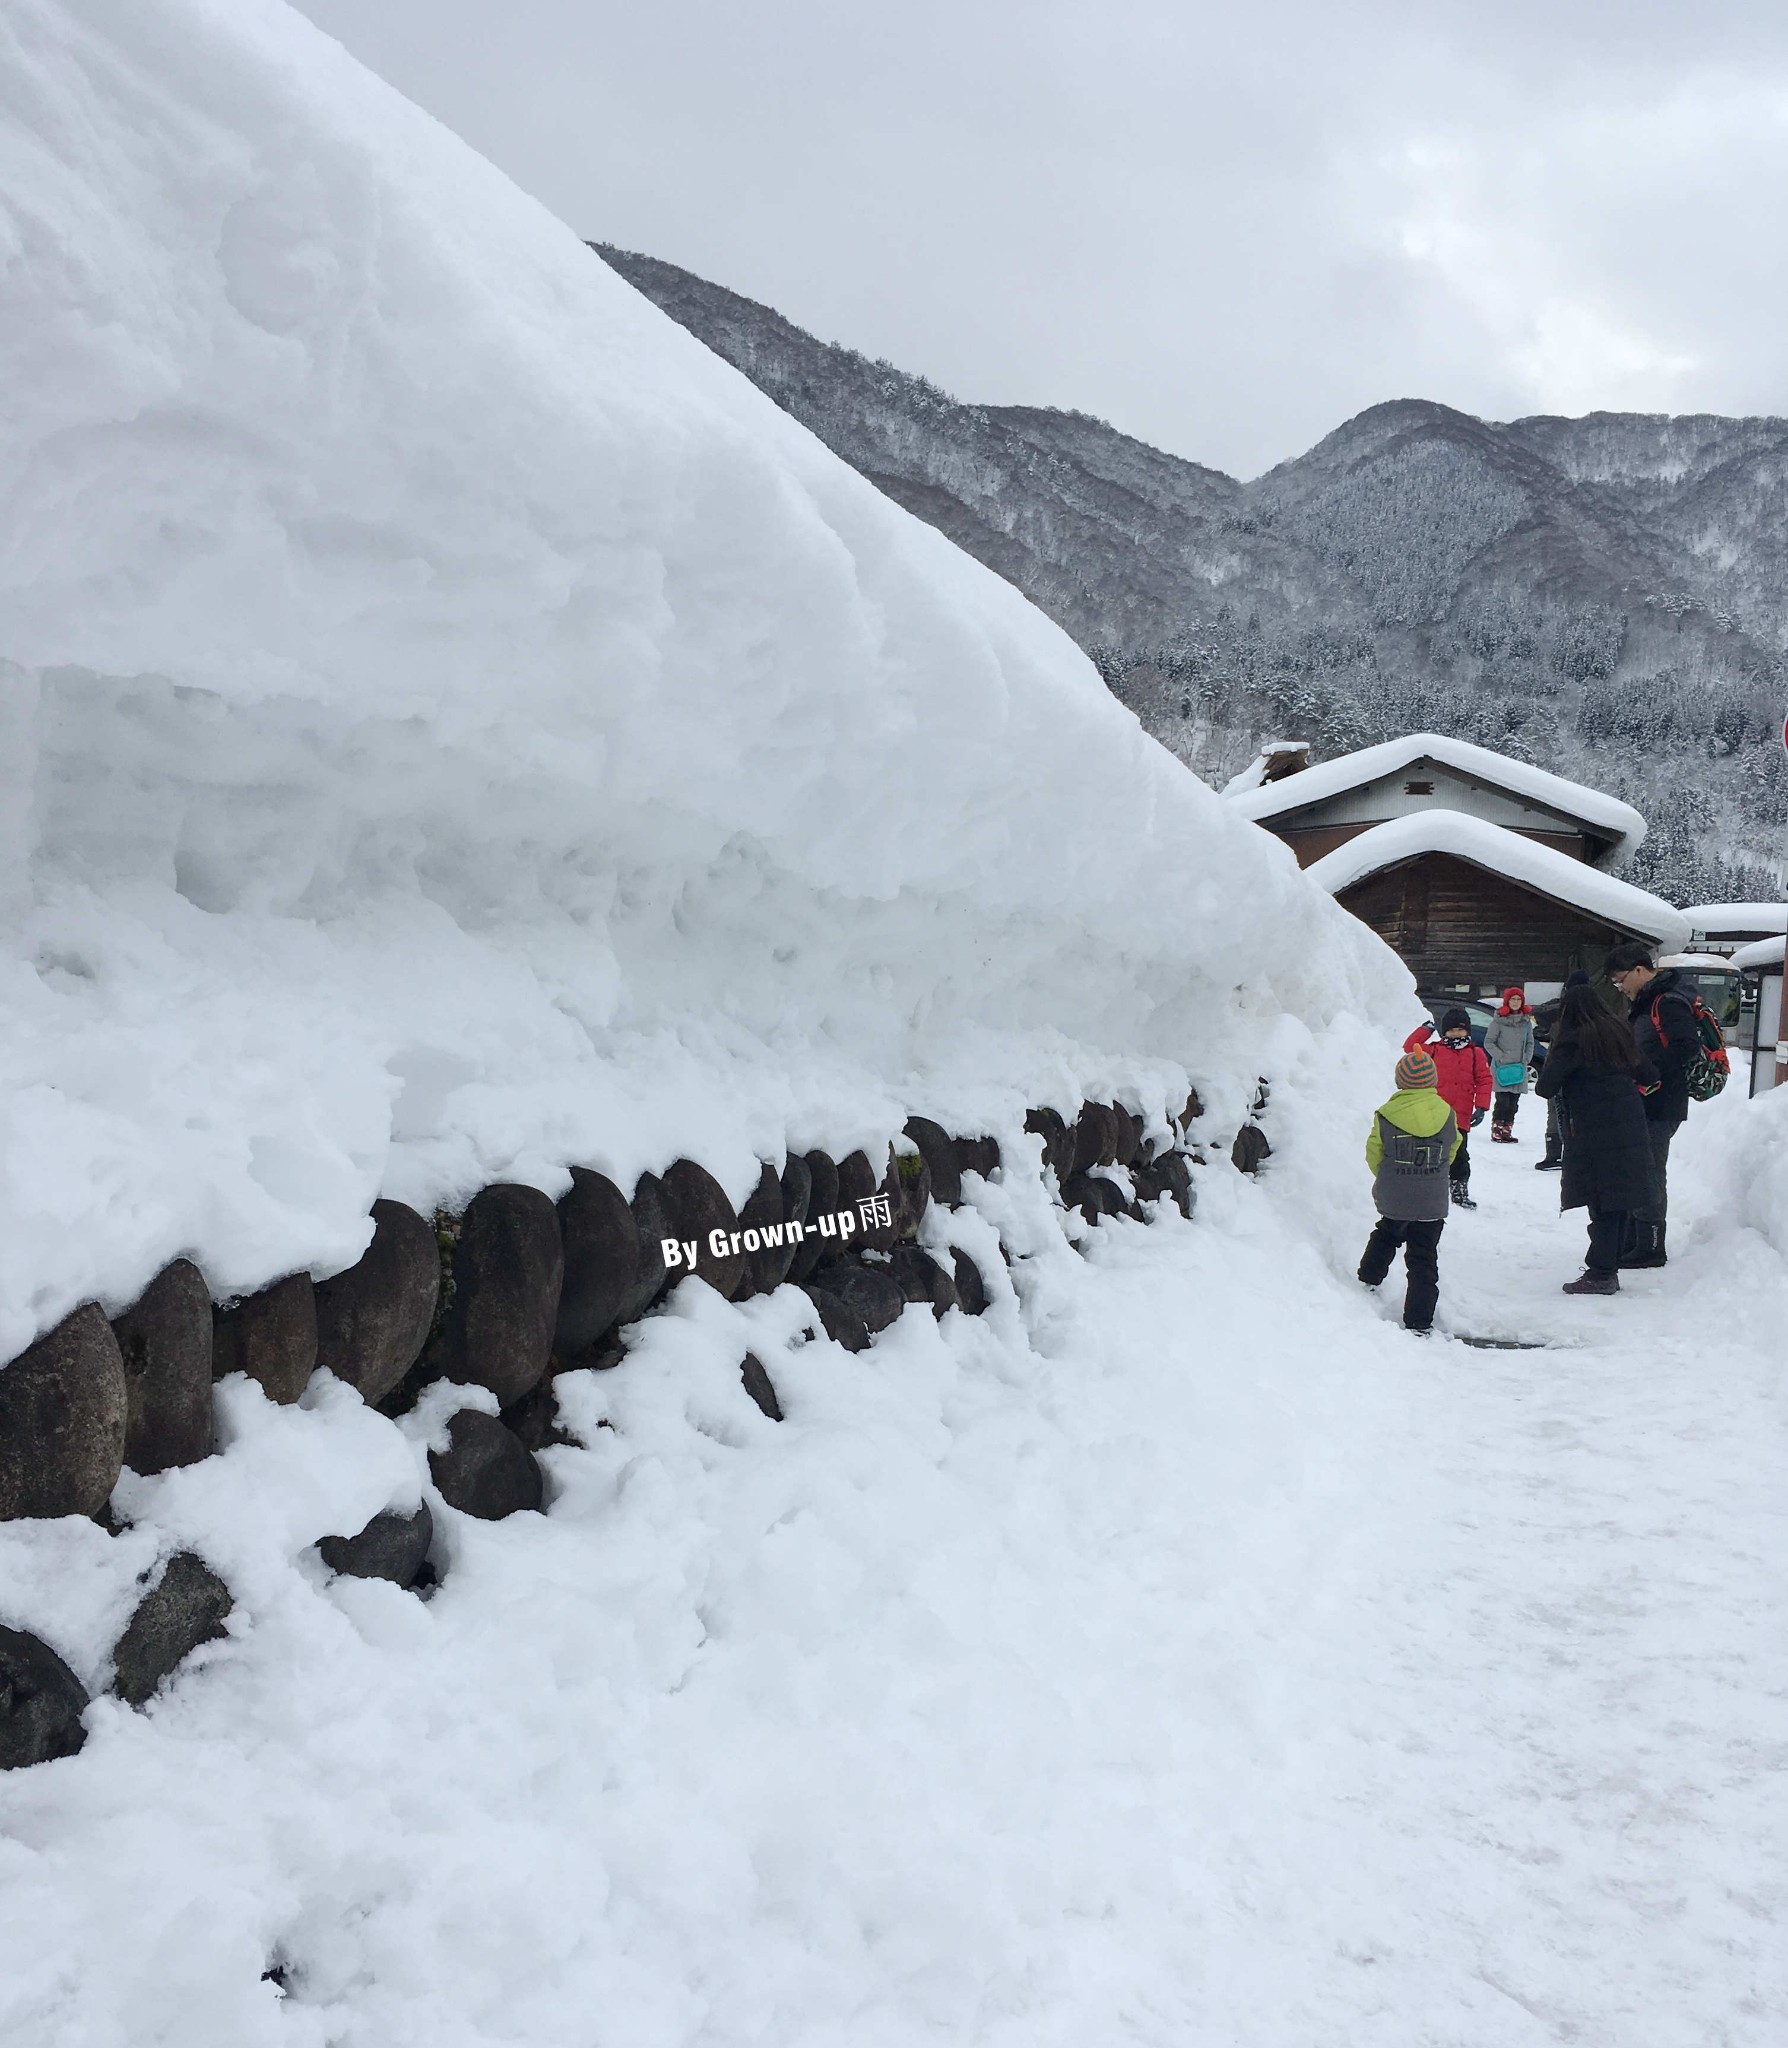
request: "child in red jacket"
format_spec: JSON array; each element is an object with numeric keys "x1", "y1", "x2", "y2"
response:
[{"x1": 1403, "y1": 1010, "x2": 1492, "y2": 1209}]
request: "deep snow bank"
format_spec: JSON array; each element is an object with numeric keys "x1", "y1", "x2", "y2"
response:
[
  {"x1": 0, "y1": 0, "x2": 1405, "y2": 1355},
  {"x1": 1678, "y1": 1077, "x2": 1788, "y2": 1262}
]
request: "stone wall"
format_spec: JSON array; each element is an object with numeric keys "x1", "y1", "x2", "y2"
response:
[{"x1": 0, "y1": 1091, "x2": 1267, "y2": 1768}]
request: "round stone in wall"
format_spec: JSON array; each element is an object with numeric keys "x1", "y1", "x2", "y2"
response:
[
  {"x1": 779, "y1": 1153, "x2": 813, "y2": 1238},
  {"x1": 1071, "y1": 1103, "x2": 1116, "y2": 1177},
  {"x1": 110, "y1": 1552, "x2": 234, "y2": 1708},
  {"x1": 0, "y1": 1304, "x2": 128, "y2": 1522},
  {"x1": 739, "y1": 1352, "x2": 784, "y2": 1421},
  {"x1": 1231, "y1": 1125, "x2": 1272, "y2": 1176},
  {"x1": 903, "y1": 1117, "x2": 962, "y2": 1207},
  {"x1": 788, "y1": 1152, "x2": 838, "y2": 1282},
  {"x1": 620, "y1": 1172, "x2": 677, "y2": 1322},
  {"x1": 737, "y1": 1164, "x2": 795, "y2": 1297},
  {"x1": 429, "y1": 1409, "x2": 543, "y2": 1520},
  {"x1": 1023, "y1": 1107, "x2": 1075, "y2": 1183},
  {"x1": 887, "y1": 1245, "x2": 959, "y2": 1319},
  {"x1": 956, "y1": 1134, "x2": 1001, "y2": 1179},
  {"x1": 314, "y1": 1202, "x2": 439, "y2": 1407},
  {"x1": 0, "y1": 1626, "x2": 89, "y2": 1769},
  {"x1": 815, "y1": 1260, "x2": 905, "y2": 1335},
  {"x1": 1134, "y1": 1151, "x2": 1194, "y2": 1218},
  {"x1": 1062, "y1": 1172, "x2": 1127, "y2": 1224},
  {"x1": 317, "y1": 1503, "x2": 434, "y2": 1587},
  {"x1": 835, "y1": 1151, "x2": 877, "y2": 1244},
  {"x1": 798, "y1": 1281, "x2": 869, "y2": 1353},
  {"x1": 427, "y1": 1184, "x2": 563, "y2": 1408},
  {"x1": 950, "y1": 1249, "x2": 989, "y2": 1317},
  {"x1": 555, "y1": 1169, "x2": 639, "y2": 1362},
  {"x1": 111, "y1": 1259, "x2": 214, "y2": 1475},
  {"x1": 1108, "y1": 1104, "x2": 1143, "y2": 1167},
  {"x1": 213, "y1": 1273, "x2": 317, "y2": 1406},
  {"x1": 658, "y1": 1159, "x2": 747, "y2": 1300}
]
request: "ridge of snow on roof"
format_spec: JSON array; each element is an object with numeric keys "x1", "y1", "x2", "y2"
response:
[
  {"x1": 1732, "y1": 934, "x2": 1787, "y2": 971},
  {"x1": 1305, "y1": 813, "x2": 1691, "y2": 949},
  {"x1": 1680, "y1": 903, "x2": 1788, "y2": 933},
  {"x1": 1227, "y1": 733, "x2": 1648, "y2": 851}
]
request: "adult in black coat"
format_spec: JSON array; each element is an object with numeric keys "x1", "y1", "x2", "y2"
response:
[
  {"x1": 1534, "y1": 983, "x2": 1659, "y2": 1295},
  {"x1": 1528, "y1": 982, "x2": 1572, "y2": 1169},
  {"x1": 1605, "y1": 941, "x2": 1699, "y2": 1266}
]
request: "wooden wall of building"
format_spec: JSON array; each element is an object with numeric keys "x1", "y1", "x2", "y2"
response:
[
  {"x1": 1336, "y1": 853, "x2": 1626, "y2": 993},
  {"x1": 1275, "y1": 822, "x2": 1594, "y2": 869}
]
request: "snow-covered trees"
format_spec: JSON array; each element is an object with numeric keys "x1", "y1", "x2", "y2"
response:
[
  {"x1": 1263, "y1": 442, "x2": 1530, "y2": 628},
  {"x1": 602, "y1": 250, "x2": 1787, "y2": 894}
]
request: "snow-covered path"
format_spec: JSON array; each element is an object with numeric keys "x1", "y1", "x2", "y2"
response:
[
  {"x1": 1238, "y1": 1103, "x2": 1788, "y2": 2042},
  {"x1": 983, "y1": 1095, "x2": 1788, "y2": 2046},
  {"x1": 4, "y1": 1098, "x2": 1785, "y2": 2048}
]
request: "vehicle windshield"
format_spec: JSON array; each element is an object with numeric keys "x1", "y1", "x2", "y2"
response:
[{"x1": 1674, "y1": 968, "x2": 1742, "y2": 1032}]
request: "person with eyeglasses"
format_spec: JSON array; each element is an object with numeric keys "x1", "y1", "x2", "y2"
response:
[{"x1": 1602, "y1": 941, "x2": 1698, "y2": 1268}]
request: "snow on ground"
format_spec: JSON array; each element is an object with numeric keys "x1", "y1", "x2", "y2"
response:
[
  {"x1": 3, "y1": 4, "x2": 1785, "y2": 2043},
  {"x1": 3, "y1": 1067, "x2": 1784, "y2": 2047}
]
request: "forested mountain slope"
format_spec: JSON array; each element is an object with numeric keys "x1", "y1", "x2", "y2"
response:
[{"x1": 596, "y1": 247, "x2": 1788, "y2": 902}]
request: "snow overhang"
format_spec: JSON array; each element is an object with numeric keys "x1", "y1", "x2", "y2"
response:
[
  {"x1": 1732, "y1": 935, "x2": 1787, "y2": 973},
  {"x1": 1679, "y1": 903, "x2": 1788, "y2": 937},
  {"x1": 1305, "y1": 812, "x2": 1691, "y2": 951}
]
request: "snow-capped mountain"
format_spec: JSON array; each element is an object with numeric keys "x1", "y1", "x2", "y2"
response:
[{"x1": 597, "y1": 248, "x2": 1788, "y2": 903}]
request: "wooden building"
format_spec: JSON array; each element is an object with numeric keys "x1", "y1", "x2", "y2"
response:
[
  {"x1": 1302, "y1": 813, "x2": 1690, "y2": 1003},
  {"x1": 1227, "y1": 732, "x2": 1644, "y2": 872}
]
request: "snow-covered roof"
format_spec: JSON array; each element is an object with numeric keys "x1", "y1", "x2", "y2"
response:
[
  {"x1": 1220, "y1": 741, "x2": 1309, "y2": 797},
  {"x1": 1732, "y1": 935, "x2": 1787, "y2": 973},
  {"x1": 1227, "y1": 733, "x2": 1647, "y2": 853},
  {"x1": 1305, "y1": 813, "x2": 1691, "y2": 950},
  {"x1": 1679, "y1": 903, "x2": 1788, "y2": 936}
]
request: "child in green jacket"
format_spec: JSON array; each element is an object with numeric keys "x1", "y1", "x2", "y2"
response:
[{"x1": 1359, "y1": 1047, "x2": 1462, "y2": 1334}]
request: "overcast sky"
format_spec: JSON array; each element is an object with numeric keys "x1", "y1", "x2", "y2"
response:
[{"x1": 294, "y1": 0, "x2": 1788, "y2": 478}]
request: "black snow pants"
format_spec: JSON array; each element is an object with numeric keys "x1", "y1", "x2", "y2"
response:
[
  {"x1": 1359, "y1": 1216, "x2": 1445, "y2": 1331},
  {"x1": 1634, "y1": 1120, "x2": 1678, "y2": 1226},
  {"x1": 1586, "y1": 1207, "x2": 1628, "y2": 1274},
  {"x1": 1450, "y1": 1129, "x2": 1472, "y2": 1188}
]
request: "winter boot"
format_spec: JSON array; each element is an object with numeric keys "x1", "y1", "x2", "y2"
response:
[
  {"x1": 1562, "y1": 1267, "x2": 1619, "y2": 1296},
  {"x1": 1490, "y1": 1120, "x2": 1514, "y2": 1143},
  {"x1": 1534, "y1": 1154, "x2": 1562, "y2": 1170},
  {"x1": 1619, "y1": 1223, "x2": 1668, "y2": 1271},
  {"x1": 1449, "y1": 1181, "x2": 1476, "y2": 1211}
]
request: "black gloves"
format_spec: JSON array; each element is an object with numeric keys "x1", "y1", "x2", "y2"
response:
[{"x1": 1470, "y1": 1108, "x2": 1486, "y2": 1127}]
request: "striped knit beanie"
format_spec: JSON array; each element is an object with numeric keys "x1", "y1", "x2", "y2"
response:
[{"x1": 1396, "y1": 1047, "x2": 1438, "y2": 1092}]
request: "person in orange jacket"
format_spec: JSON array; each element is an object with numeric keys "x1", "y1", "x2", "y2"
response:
[{"x1": 1403, "y1": 1009, "x2": 1492, "y2": 1209}]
